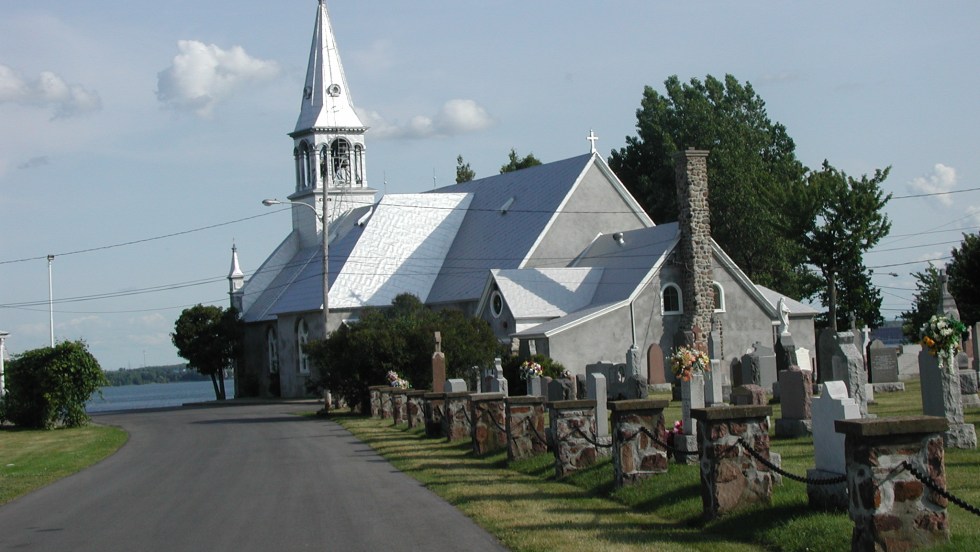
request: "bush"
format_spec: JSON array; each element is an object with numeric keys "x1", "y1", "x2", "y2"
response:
[
  {"x1": 306, "y1": 294, "x2": 501, "y2": 412},
  {"x1": 4, "y1": 340, "x2": 107, "y2": 429}
]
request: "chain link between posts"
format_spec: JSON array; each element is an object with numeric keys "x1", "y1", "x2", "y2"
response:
[{"x1": 901, "y1": 460, "x2": 980, "y2": 516}]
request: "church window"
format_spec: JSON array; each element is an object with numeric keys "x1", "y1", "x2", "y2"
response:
[
  {"x1": 490, "y1": 290, "x2": 504, "y2": 318},
  {"x1": 319, "y1": 146, "x2": 330, "y2": 188},
  {"x1": 331, "y1": 138, "x2": 352, "y2": 186},
  {"x1": 297, "y1": 318, "x2": 310, "y2": 374},
  {"x1": 267, "y1": 327, "x2": 279, "y2": 374},
  {"x1": 353, "y1": 144, "x2": 364, "y2": 185},
  {"x1": 661, "y1": 283, "x2": 683, "y2": 315},
  {"x1": 713, "y1": 282, "x2": 726, "y2": 313},
  {"x1": 298, "y1": 141, "x2": 313, "y2": 189}
]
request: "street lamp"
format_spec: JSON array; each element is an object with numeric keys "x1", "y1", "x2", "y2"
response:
[
  {"x1": 47, "y1": 254, "x2": 55, "y2": 347},
  {"x1": 262, "y1": 198, "x2": 330, "y2": 338}
]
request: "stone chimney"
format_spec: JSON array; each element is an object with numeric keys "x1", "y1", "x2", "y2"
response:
[{"x1": 673, "y1": 148, "x2": 714, "y2": 351}]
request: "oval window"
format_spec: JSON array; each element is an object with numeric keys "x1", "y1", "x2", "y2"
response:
[{"x1": 490, "y1": 291, "x2": 504, "y2": 318}]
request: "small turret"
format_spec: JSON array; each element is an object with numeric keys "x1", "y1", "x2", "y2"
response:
[{"x1": 228, "y1": 244, "x2": 245, "y2": 311}]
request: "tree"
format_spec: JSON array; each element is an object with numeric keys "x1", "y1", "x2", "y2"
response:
[
  {"x1": 456, "y1": 154, "x2": 475, "y2": 183},
  {"x1": 2, "y1": 340, "x2": 107, "y2": 429},
  {"x1": 305, "y1": 294, "x2": 500, "y2": 412},
  {"x1": 499, "y1": 148, "x2": 542, "y2": 173},
  {"x1": 800, "y1": 161, "x2": 892, "y2": 330},
  {"x1": 901, "y1": 265, "x2": 942, "y2": 342},
  {"x1": 947, "y1": 233, "x2": 980, "y2": 327},
  {"x1": 171, "y1": 305, "x2": 243, "y2": 400},
  {"x1": 609, "y1": 74, "x2": 810, "y2": 297}
]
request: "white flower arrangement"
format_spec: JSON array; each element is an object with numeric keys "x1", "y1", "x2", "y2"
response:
[
  {"x1": 386, "y1": 370, "x2": 410, "y2": 389},
  {"x1": 519, "y1": 361, "x2": 543, "y2": 381}
]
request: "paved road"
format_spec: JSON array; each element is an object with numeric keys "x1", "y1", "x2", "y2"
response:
[{"x1": 0, "y1": 403, "x2": 508, "y2": 552}]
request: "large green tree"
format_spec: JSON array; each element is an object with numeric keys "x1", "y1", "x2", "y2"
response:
[
  {"x1": 800, "y1": 161, "x2": 892, "y2": 330},
  {"x1": 500, "y1": 148, "x2": 542, "y2": 173},
  {"x1": 305, "y1": 294, "x2": 499, "y2": 412},
  {"x1": 947, "y1": 233, "x2": 980, "y2": 327},
  {"x1": 901, "y1": 265, "x2": 942, "y2": 342},
  {"x1": 609, "y1": 74, "x2": 809, "y2": 297},
  {"x1": 2, "y1": 340, "x2": 107, "y2": 429},
  {"x1": 171, "y1": 305, "x2": 243, "y2": 400}
]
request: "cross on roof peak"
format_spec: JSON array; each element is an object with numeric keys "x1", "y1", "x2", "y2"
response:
[{"x1": 587, "y1": 129, "x2": 599, "y2": 154}]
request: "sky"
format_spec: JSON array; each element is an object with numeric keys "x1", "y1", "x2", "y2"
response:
[{"x1": 1, "y1": 1, "x2": 979, "y2": 371}]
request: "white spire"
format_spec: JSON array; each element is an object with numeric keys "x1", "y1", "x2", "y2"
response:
[
  {"x1": 229, "y1": 244, "x2": 245, "y2": 281},
  {"x1": 295, "y1": 0, "x2": 365, "y2": 132}
]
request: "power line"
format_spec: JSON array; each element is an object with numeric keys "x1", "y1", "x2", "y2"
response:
[{"x1": 890, "y1": 186, "x2": 980, "y2": 200}]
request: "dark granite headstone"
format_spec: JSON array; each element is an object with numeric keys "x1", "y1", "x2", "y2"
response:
[{"x1": 868, "y1": 339, "x2": 899, "y2": 384}]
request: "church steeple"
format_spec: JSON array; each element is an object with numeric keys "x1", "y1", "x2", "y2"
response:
[
  {"x1": 287, "y1": 0, "x2": 375, "y2": 248},
  {"x1": 228, "y1": 243, "x2": 244, "y2": 311}
]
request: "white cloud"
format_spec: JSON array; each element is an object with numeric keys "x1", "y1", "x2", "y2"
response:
[
  {"x1": 0, "y1": 64, "x2": 102, "y2": 118},
  {"x1": 156, "y1": 40, "x2": 280, "y2": 117},
  {"x1": 358, "y1": 99, "x2": 492, "y2": 139},
  {"x1": 908, "y1": 163, "x2": 957, "y2": 206},
  {"x1": 966, "y1": 205, "x2": 980, "y2": 227}
]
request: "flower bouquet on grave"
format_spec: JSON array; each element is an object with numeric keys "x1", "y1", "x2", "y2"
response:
[
  {"x1": 920, "y1": 314, "x2": 968, "y2": 372},
  {"x1": 519, "y1": 360, "x2": 543, "y2": 381},
  {"x1": 670, "y1": 346, "x2": 710, "y2": 382},
  {"x1": 386, "y1": 370, "x2": 410, "y2": 389}
]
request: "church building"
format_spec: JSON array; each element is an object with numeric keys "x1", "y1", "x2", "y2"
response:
[{"x1": 231, "y1": 0, "x2": 816, "y2": 398}]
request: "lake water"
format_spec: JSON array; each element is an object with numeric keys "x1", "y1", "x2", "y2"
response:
[{"x1": 86, "y1": 379, "x2": 235, "y2": 413}]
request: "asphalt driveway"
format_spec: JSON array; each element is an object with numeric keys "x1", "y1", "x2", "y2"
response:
[{"x1": 0, "y1": 403, "x2": 508, "y2": 552}]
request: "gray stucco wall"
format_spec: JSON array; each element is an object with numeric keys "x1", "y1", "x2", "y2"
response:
[{"x1": 525, "y1": 165, "x2": 649, "y2": 268}]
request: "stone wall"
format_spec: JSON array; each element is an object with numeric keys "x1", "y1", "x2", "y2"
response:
[
  {"x1": 406, "y1": 390, "x2": 427, "y2": 429},
  {"x1": 442, "y1": 392, "x2": 472, "y2": 442},
  {"x1": 379, "y1": 388, "x2": 393, "y2": 419},
  {"x1": 391, "y1": 389, "x2": 408, "y2": 425},
  {"x1": 550, "y1": 400, "x2": 599, "y2": 478},
  {"x1": 691, "y1": 405, "x2": 774, "y2": 519},
  {"x1": 369, "y1": 385, "x2": 387, "y2": 418},
  {"x1": 506, "y1": 396, "x2": 548, "y2": 461},
  {"x1": 610, "y1": 399, "x2": 669, "y2": 487},
  {"x1": 836, "y1": 416, "x2": 950, "y2": 551},
  {"x1": 471, "y1": 393, "x2": 508, "y2": 455},
  {"x1": 423, "y1": 392, "x2": 445, "y2": 438}
]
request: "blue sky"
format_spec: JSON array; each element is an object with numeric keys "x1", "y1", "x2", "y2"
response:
[{"x1": 1, "y1": 1, "x2": 978, "y2": 370}]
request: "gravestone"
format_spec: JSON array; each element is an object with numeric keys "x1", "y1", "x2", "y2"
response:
[
  {"x1": 775, "y1": 367, "x2": 812, "y2": 438},
  {"x1": 816, "y1": 328, "x2": 837, "y2": 384},
  {"x1": 586, "y1": 373, "x2": 609, "y2": 438},
  {"x1": 703, "y1": 359, "x2": 724, "y2": 406},
  {"x1": 806, "y1": 381, "x2": 860, "y2": 510},
  {"x1": 575, "y1": 374, "x2": 587, "y2": 400},
  {"x1": 431, "y1": 331, "x2": 446, "y2": 394},
  {"x1": 443, "y1": 379, "x2": 467, "y2": 393},
  {"x1": 868, "y1": 339, "x2": 904, "y2": 392},
  {"x1": 830, "y1": 332, "x2": 869, "y2": 418},
  {"x1": 740, "y1": 342, "x2": 776, "y2": 395},
  {"x1": 674, "y1": 374, "x2": 704, "y2": 464},
  {"x1": 625, "y1": 345, "x2": 648, "y2": 399},
  {"x1": 919, "y1": 348, "x2": 977, "y2": 448},
  {"x1": 489, "y1": 358, "x2": 508, "y2": 396},
  {"x1": 958, "y1": 352, "x2": 980, "y2": 408},
  {"x1": 735, "y1": 350, "x2": 758, "y2": 388},
  {"x1": 527, "y1": 376, "x2": 543, "y2": 397},
  {"x1": 647, "y1": 344, "x2": 669, "y2": 391},
  {"x1": 796, "y1": 346, "x2": 813, "y2": 372},
  {"x1": 775, "y1": 332, "x2": 800, "y2": 373},
  {"x1": 973, "y1": 322, "x2": 980, "y2": 372},
  {"x1": 731, "y1": 384, "x2": 767, "y2": 406},
  {"x1": 528, "y1": 340, "x2": 537, "y2": 356},
  {"x1": 548, "y1": 378, "x2": 573, "y2": 402}
]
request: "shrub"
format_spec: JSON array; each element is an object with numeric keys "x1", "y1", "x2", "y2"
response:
[{"x1": 4, "y1": 340, "x2": 107, "y2": 429}]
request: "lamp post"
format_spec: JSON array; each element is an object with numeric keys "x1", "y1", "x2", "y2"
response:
[
  {"x1": 47, "y1": 254, "x2": 55, "y2": 347},
  {"x1": 262, "y1": 198, "x2": 330, "y2": 338},
  {"x1": 0, "y1": 330, "x2": 9, "y2": 396}
]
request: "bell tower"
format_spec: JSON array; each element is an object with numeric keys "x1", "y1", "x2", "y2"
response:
[{"x1": 288, "y1": 0, "x2": 376, "y2": 248}]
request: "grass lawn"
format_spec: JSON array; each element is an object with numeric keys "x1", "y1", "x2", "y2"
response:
[
  {"x1": 0, "y1": 424, "x2": 128, "y2": 505},
  {"x1": 336, "y1": 380, "x2": 980, "y2": 552}
]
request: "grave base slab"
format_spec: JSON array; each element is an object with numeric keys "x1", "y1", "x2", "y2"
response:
[
  {"x1": 775, "y1": 418, "x2": 812, "y2": 438},
  {"x1": 805, "y1": 469, "x2": 847, "y2": 511},
  {"x1": 871, "y1": 382, "x2": 905, "y2": 393},
  {"x1": 945, "y1": 422, "x2": 977, "y2": 449}
]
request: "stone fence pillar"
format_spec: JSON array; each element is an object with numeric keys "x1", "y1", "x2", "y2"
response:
[
  {"x1": 391, "y1": 389, "x2": 408, "y2": 425},
  {"x1": 609, "y1": 399, "x2": 670, "y2": 487},
  {"x1": 379, "y1": 388, "x2": 393, "y2": 419},
  {"x1": 423, "y1": 392, "x2": 445, "y2": 438},
  {"x1": 406, "y1": 390, "x2": 427, "y2": 429},
  {"x1": 470, "y1": 393, "x2": 507, "y2": 455},
  {"x1": 691, "y1": 405, "x2": 774, "y2": 519},
  {"x1": 550, "y1": 400, "x2": 599, "y2": 478},
  {"x1": 368, "y1": 385, "x2": 387, "y2": 418},
  {"x1": 835, "y1": 416, "x2": 950, "y2": 551},
  {"x1": 506, "y1": 396, "x2": 548, "y2": 461},
  {"x1": 442, "y1": 392, "x2": 472, "y2": 442}
]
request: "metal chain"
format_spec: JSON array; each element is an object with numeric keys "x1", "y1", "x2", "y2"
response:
[
  {"x1": 476, "y1": 406, "x2": 511, "y2": 437},
  {"x1": 642, "y1": 426, "x2": 705, "y2": 456},
  {"x1": 735, "y1": 437, "x2": 847, "y2": 485},
  {"x1": 522, "y1": 416, "x2": 549, "y2": 448},
  {"x1": 568, "y1": 425, "x2": 615, "y2": 449},
  {"x1": 902, "y1": 460, "x2": 980, "y2": 516}
]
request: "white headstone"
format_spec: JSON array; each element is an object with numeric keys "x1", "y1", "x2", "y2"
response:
[
  {"x1": 444, "y1": 379, "x2": 467, "y2": 393},
  {"x1": 681, "y1": 373, "x2": 705, "y2": 437},
  {"x1": 528, "y1": 376, "x2": 543, "y2": 397},
  {"x1": 587, "y1": 373, "x2": 609, "y2": 438},
  {"x1": 796, "y1": 346, "x2": 813, "y2": 372},
  {"x1": 812, "y1": 381, "x2": 861, "y2": 474},
  {"x1": 704, "y1": 359, "x2": 724, "y2": 406}
]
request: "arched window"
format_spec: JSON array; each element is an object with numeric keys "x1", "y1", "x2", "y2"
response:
[
  {"x1": 267, "y1": 327, "x2": 279, "y2": 374},
  {"x1": 319, "y1": 145, "x2": 330, "y2": 189},
  {"x1": 331, "y1": 138, "x2": 352, "y2": 185},
  {"x1": 353, "y1": 144, "x2": 364, "y2": 185},
  {"x1": 293, "y1": 147, "x2": 302, "y2": 191},
  {"x1": 661, "y1": 283, "x2": 683, "y2": 315},
  {"x1": 297, "y1": 319, "x2": 310, "y2": 374},
  {"x1": 712, "y1": 282, "x2": 726, "y2": 313},
  {"x1": 298, "y1": 141, "x2": 313, "y2": 189}
]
